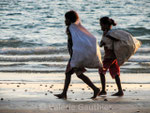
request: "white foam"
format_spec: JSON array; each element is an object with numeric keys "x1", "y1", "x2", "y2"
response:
[{"x1": 0, "y1": 47, "x2": 67, "y2": 55}]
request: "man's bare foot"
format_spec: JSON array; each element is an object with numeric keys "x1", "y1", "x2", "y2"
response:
[
  {"x1": 111, "y1": 92, "x2": 124, "y2": 96},
  {"x1": 91, "y1": 88, "x2": 100, "y2": 99},
  {"x1": 54, "y1": 93, "x2": 67, "y2": 99},
  {"x1": 98, "y1": 90, "x2": 107, "y2": 96}
]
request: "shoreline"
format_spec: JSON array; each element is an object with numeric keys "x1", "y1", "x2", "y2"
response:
[
  {"x1": 0, "y1": 72, "x2": 150, "y2": 84},
  {"x1": 0, "y1": 72, "x2": 150, "y2": 113}
]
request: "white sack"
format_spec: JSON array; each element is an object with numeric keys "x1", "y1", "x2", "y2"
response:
[
  {"x1": 108, "y1": 30, "x2": 141, "y2": 66},
  {"x1": 69, "y1": 21, "x2": 102, "y2": 68}
]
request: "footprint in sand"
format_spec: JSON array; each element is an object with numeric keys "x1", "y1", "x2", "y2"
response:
[
  {"x1": 50, "y1": 91, "x2": 53, "y2": 93},
  {"x1": 123, "y1": 89, "x2": 126, "y2": 91},
  {"x1": 82, "y1": 88, "x2": 85, "y2": 90},
  {"x1": 104, "y1": 99, "x2": 108, "y2": 101},
  {"x1": 25, "y1": 89, "x2": 27, "y2": 92}
]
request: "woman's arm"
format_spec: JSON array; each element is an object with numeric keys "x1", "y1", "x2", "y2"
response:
[
  {"x1": 99, "y1": 41, "x2": 105, "y2": 47},
  {"x1": 106, "y1": 35, "x2": 119, "y2": 41},
  {"x1": 66, "y1": 27, "x2": 73, "y2": 57}
]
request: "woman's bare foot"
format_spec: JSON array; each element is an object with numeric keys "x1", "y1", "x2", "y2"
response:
[
  {"x1": 112, "y1": 91, "x2": 124, "y2": 96},
  {"x1": 54, "y1": 93, "x2": 67, "y2": 99},
  {"x1": 91, "y1": 88, "x2": 100, "y2": 99},
  {"x1": 98, "y1": 90, "x2": 107, "y2": 96}
]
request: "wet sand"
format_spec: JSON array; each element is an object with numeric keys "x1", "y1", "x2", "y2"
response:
[{"x1": 0, "y1": 73, "x2": 150, "y2": 113}]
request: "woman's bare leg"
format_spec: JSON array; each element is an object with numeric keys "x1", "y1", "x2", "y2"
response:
[
  {"x1": 54, "y1": 70, "x2": 74, "y2": 99},
  {"x1": 99, "y1": 73, "x2": 107, "y2": 95},
  {"x1": 77, "y1": 73, "x2": 100, "y2": 99},
  {"x1": 112, "y1": 75, "x2": 124, "y2": 96}
]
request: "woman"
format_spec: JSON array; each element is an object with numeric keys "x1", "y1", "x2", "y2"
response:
[
  {"x1": 54, "y1": 10, "x2": 101, "y2": 99},
  {"x1": 99, "y1": 16, "x2": 124, "y2": 96}
]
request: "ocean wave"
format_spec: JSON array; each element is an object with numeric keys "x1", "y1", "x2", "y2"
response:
[
  {"x1": 0, "y1": 54, "x2": 149, "y2": 63},
  {"x1": 0, "y1": 54, "x2": 69, "y2": 62},
  {"x1": 136, "y1": 48, "x2": 150, "y2": 53},
  {"x1": 0, "y1": 63, "x2": 26, "y2": 67},
  {"x1": 6, "y1": 13, "x2": 22, "y2": 16},
  {"x1": 0, "y1": 67, "x2": 150, "y2": 74},
  {"x1": 0, "y1": 39, "x2": 43, "y2": 48},
  {"x1": 23, "y1": 23, "x2": 40, "y2": 29},
  {"x1": 0, "y1": 46, "x2": 67, "y2": 55},
  {"x1": 127, "y1": 27, "x2": 150, "y2": 36},
  {"x1": 129, "y1": 55, "x2": 150, "y2": 62},
  {"x1": 138, "y1": 39, "x2": 150, "y2": 46},
  {"x1": 0, "y1": 46, "x2": 150, "y2": 55},
  {"x1": 0, "y1": 69, "x2": 64, "y2": 73}
]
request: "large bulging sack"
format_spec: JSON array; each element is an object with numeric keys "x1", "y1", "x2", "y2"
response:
[
  {"x1": 69, "y1": 22, "x2": 102, "y2": 68},
  {"x1": 108, "y1": 30, "x2": 141, "y2": 66}
]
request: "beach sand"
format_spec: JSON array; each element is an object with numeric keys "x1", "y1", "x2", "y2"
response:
[{"x1": 0, "y1": 73, "x2": 150, "y2": 113}]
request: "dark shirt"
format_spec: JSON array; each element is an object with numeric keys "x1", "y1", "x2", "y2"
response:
[{"x1": 104, "y1": 46, "x2": 116, "y2": 59}]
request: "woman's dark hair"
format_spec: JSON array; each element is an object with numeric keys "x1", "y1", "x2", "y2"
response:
[
  {"x1": 100, "y1": 16, "x2": 117, "y2": 26},
  {"x1": 65, "y1": 10, "x2": 79, "y2": 23}
]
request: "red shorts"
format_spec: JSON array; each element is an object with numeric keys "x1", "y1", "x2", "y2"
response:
[
  {"x1": 99, "y1": 59, "x2": 120, "y2": 79},
  {"x1": 65, "y1": 60, "x2": 86, "y2": 76}
]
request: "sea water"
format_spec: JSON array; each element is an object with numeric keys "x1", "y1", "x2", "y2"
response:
[{"x1": 0, "y1": 0, "x2": 150, "y2": 74}]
